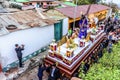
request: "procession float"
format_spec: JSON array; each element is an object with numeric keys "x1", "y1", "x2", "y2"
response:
[{"x1": 45, "y1": 15, "x2": 106, "y2": 77}]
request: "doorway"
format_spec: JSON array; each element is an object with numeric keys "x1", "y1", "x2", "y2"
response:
[{"x1": 54, "y1": 20, "x2": 63, "y2": 41}]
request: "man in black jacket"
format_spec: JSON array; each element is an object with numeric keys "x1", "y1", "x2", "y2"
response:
[
  {"x1": 83, "y1": 60, "x2": 90, "y2": 74},
  {"x1": 15, "y1": 44, "x2": 24, "y2": 67},
  {"x1": 48, "y1": 64, "x2": 60, "y2": 80}
]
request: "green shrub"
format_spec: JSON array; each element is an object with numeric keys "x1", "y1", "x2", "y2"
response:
[{"x1": 79, "y1": 41, "x2": 120, "y2": 80}]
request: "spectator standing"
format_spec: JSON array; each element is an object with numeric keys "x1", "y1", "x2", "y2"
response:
[
  {"x1": 83, "y1": 60, "x2": 90, "y2": 74},
  {"x1": 15, "y1": 44, "x2": 24, "y2": 68},
  {"x1": 98, "y1": 42, "x2": 104, "y2": 58},
  {"x1": 37, "y1": 63, "x2": 46, "y2": 80},
  {"x1": 107, "y1": 41, "x2": 113, "y2": 53},
  {"x1": 108, "y1": 32, "x2": 113, "y2": 42}
]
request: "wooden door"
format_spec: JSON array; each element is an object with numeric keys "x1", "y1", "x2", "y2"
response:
[{"x1": 54, "y1": 20, "x2": 63, "y2": 41}]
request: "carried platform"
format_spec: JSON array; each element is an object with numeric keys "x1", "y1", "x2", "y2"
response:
[{"x1": 45, "y1": 29, "x2": 106, "y2": 77}]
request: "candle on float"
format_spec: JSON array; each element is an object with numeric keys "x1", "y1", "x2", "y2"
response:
[
  {"x1": 66, "y1": 38, "x2": 69, "y2": 48},
  {"x1": 58, "y1": 46, "x2": 60, "y2": 54},
  {"x1": 93, "y1": 21, "x2": 96, "y2": 29},
  {"x1": 56, "y1": 62, "x2": 58, "y2": 66},
  {"x1": 58, "y1": 43, "x2": 61, "y2": 54},
  {"x1": 86, "y1": 32, "x2": 90, "y2": 42}
]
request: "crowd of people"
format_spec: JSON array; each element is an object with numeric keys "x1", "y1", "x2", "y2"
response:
[
  {"x1": 104, "y1": 16, "x2": 120, "y2": 53},
  {"x1": 79, "y1": 16, "x2": 120, "y2": 76}
]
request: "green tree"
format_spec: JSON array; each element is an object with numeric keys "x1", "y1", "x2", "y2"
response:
[
  {"x1": 74, "y1": 0, "x2": 96, "y2": 5},
  {"x1": 89, "y1": 0, "x2": 97, "y2": 4}
]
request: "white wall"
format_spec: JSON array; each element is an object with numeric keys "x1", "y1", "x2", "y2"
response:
[
  {"x1": 62, "y1": 18, "x2": 68, "y2": 36},
  {"x1": 0, "y1": 25, "x2": 54, "y2": 67}
]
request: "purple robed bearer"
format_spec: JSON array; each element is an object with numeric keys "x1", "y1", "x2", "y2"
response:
[
  {"x1": 79, "y1": 15, "x2": 88, "y2": 28},
  {"x1": 78, "y1": 15, "x2": 88, "y2": 39}
]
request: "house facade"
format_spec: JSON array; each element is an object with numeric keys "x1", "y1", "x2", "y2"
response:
[
  {"x1": 56, "y1": 4, "x2": 111, "y2": 29},
  {"x1": 0, "y1": 10, "x2": 68, "y2": 71},
  {"x1": 16, "y1": 0, "x2": 55, "y2": 8}
]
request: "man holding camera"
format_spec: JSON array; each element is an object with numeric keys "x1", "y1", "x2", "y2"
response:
[{"x1": 15, "y1": 44, "x2": 24, "y2": 68}]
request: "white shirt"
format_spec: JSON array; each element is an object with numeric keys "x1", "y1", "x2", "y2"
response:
[
  {"x1": 51, "y1": 68, "x2": 55, "y2": 77},
  {"x1": 94, "y1": 17, "x2": 98, "y2": 24}
]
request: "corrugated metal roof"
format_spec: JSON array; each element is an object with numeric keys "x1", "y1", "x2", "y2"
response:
[
  {"x1": 0, "y1": 18, "x2": 8, "y2": 27},
  {"x1": 5, "y1": 8, "x2": 21, "y2": 13},
  {"x1": 0, "y1": 15, "x2": 20, "y2": 26},
  {"x1": 41, "y1": 10, "x2": 66, "y2": 20},
  {"x1": 0, "y1": 24, "x2": 9, "y2": 36},
  {"x1": 56, "y1": 4, "x2": 111, "y2": 18},
  {"x1": 10, "y1": 10, "x2": 57, "y2": 26},
  {"x1": 0, "y1": 10, "x2": 57, "y2": 36},
  {"x1": 0, "y1": 8, "x2": 9, "y2": 13}
]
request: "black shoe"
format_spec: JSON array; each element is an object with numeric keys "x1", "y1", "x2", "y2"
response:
[{"x1": 19, "y1": 64, "x2": 24, "y2": 67}]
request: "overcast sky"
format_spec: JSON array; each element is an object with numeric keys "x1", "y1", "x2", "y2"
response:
[{"x1": 104, "y1": 0, "x2": 120, "y2": 7}]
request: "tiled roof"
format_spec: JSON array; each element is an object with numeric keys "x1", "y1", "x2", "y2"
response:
[
  {"x1": 56, "y1": 4, "x2": 111, "y2": 18},
  {"x1": 63, "y1": 1, "x2": 76, "y2": 6}
]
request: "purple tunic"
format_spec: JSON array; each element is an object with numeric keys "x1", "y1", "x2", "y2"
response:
[
  {"x1": 79, "y1": 18, "x2": 88, "y2": 38},
  {"x1": 78, "y1": 27, "x2": 87, "y2": 38},
  {"x1": 79, "y1": 19, "x2": 88, "y2": 28}
]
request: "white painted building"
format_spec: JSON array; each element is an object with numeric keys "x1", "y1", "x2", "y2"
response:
[
  {"x1": 0, "y1": 10, "x2": 68, "y2": 70},
  {"x1": 0, "y1": 25, "x2": 54, "y2": 67}
]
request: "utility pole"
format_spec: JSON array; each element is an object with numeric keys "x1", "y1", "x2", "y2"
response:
[{"x1": 73, "y1": 0, "x2": 78, "y2": 30}]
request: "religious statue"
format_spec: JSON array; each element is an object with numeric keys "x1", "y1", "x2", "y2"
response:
[
  {"x1": 79, "y1": 15, "x2": 88, "y2": 28},
  {"x1": 58, "y1": 45, "x2": 61, "y2": 54},
  {"x1": 90, "y1": 16, "x2": 98, "y2": 29},
  {"x1": 66, "y1": 36, "x2": 74, "y2": 48},
  {"x1": 66, "y1": 36, "x2": 77, "y2": 49},
  {"x1": 71, "y1": 28, "x2": 79, "y2": 39},
  {"x1": 78, "y1": 27, "x2": 87, "y2": 39},
  {"x1": 85, "y1": 31, "x2": 91, "y2": 42},
  {"x1": 78, "y1": 15, "x2": 88, "y2": 39}
]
